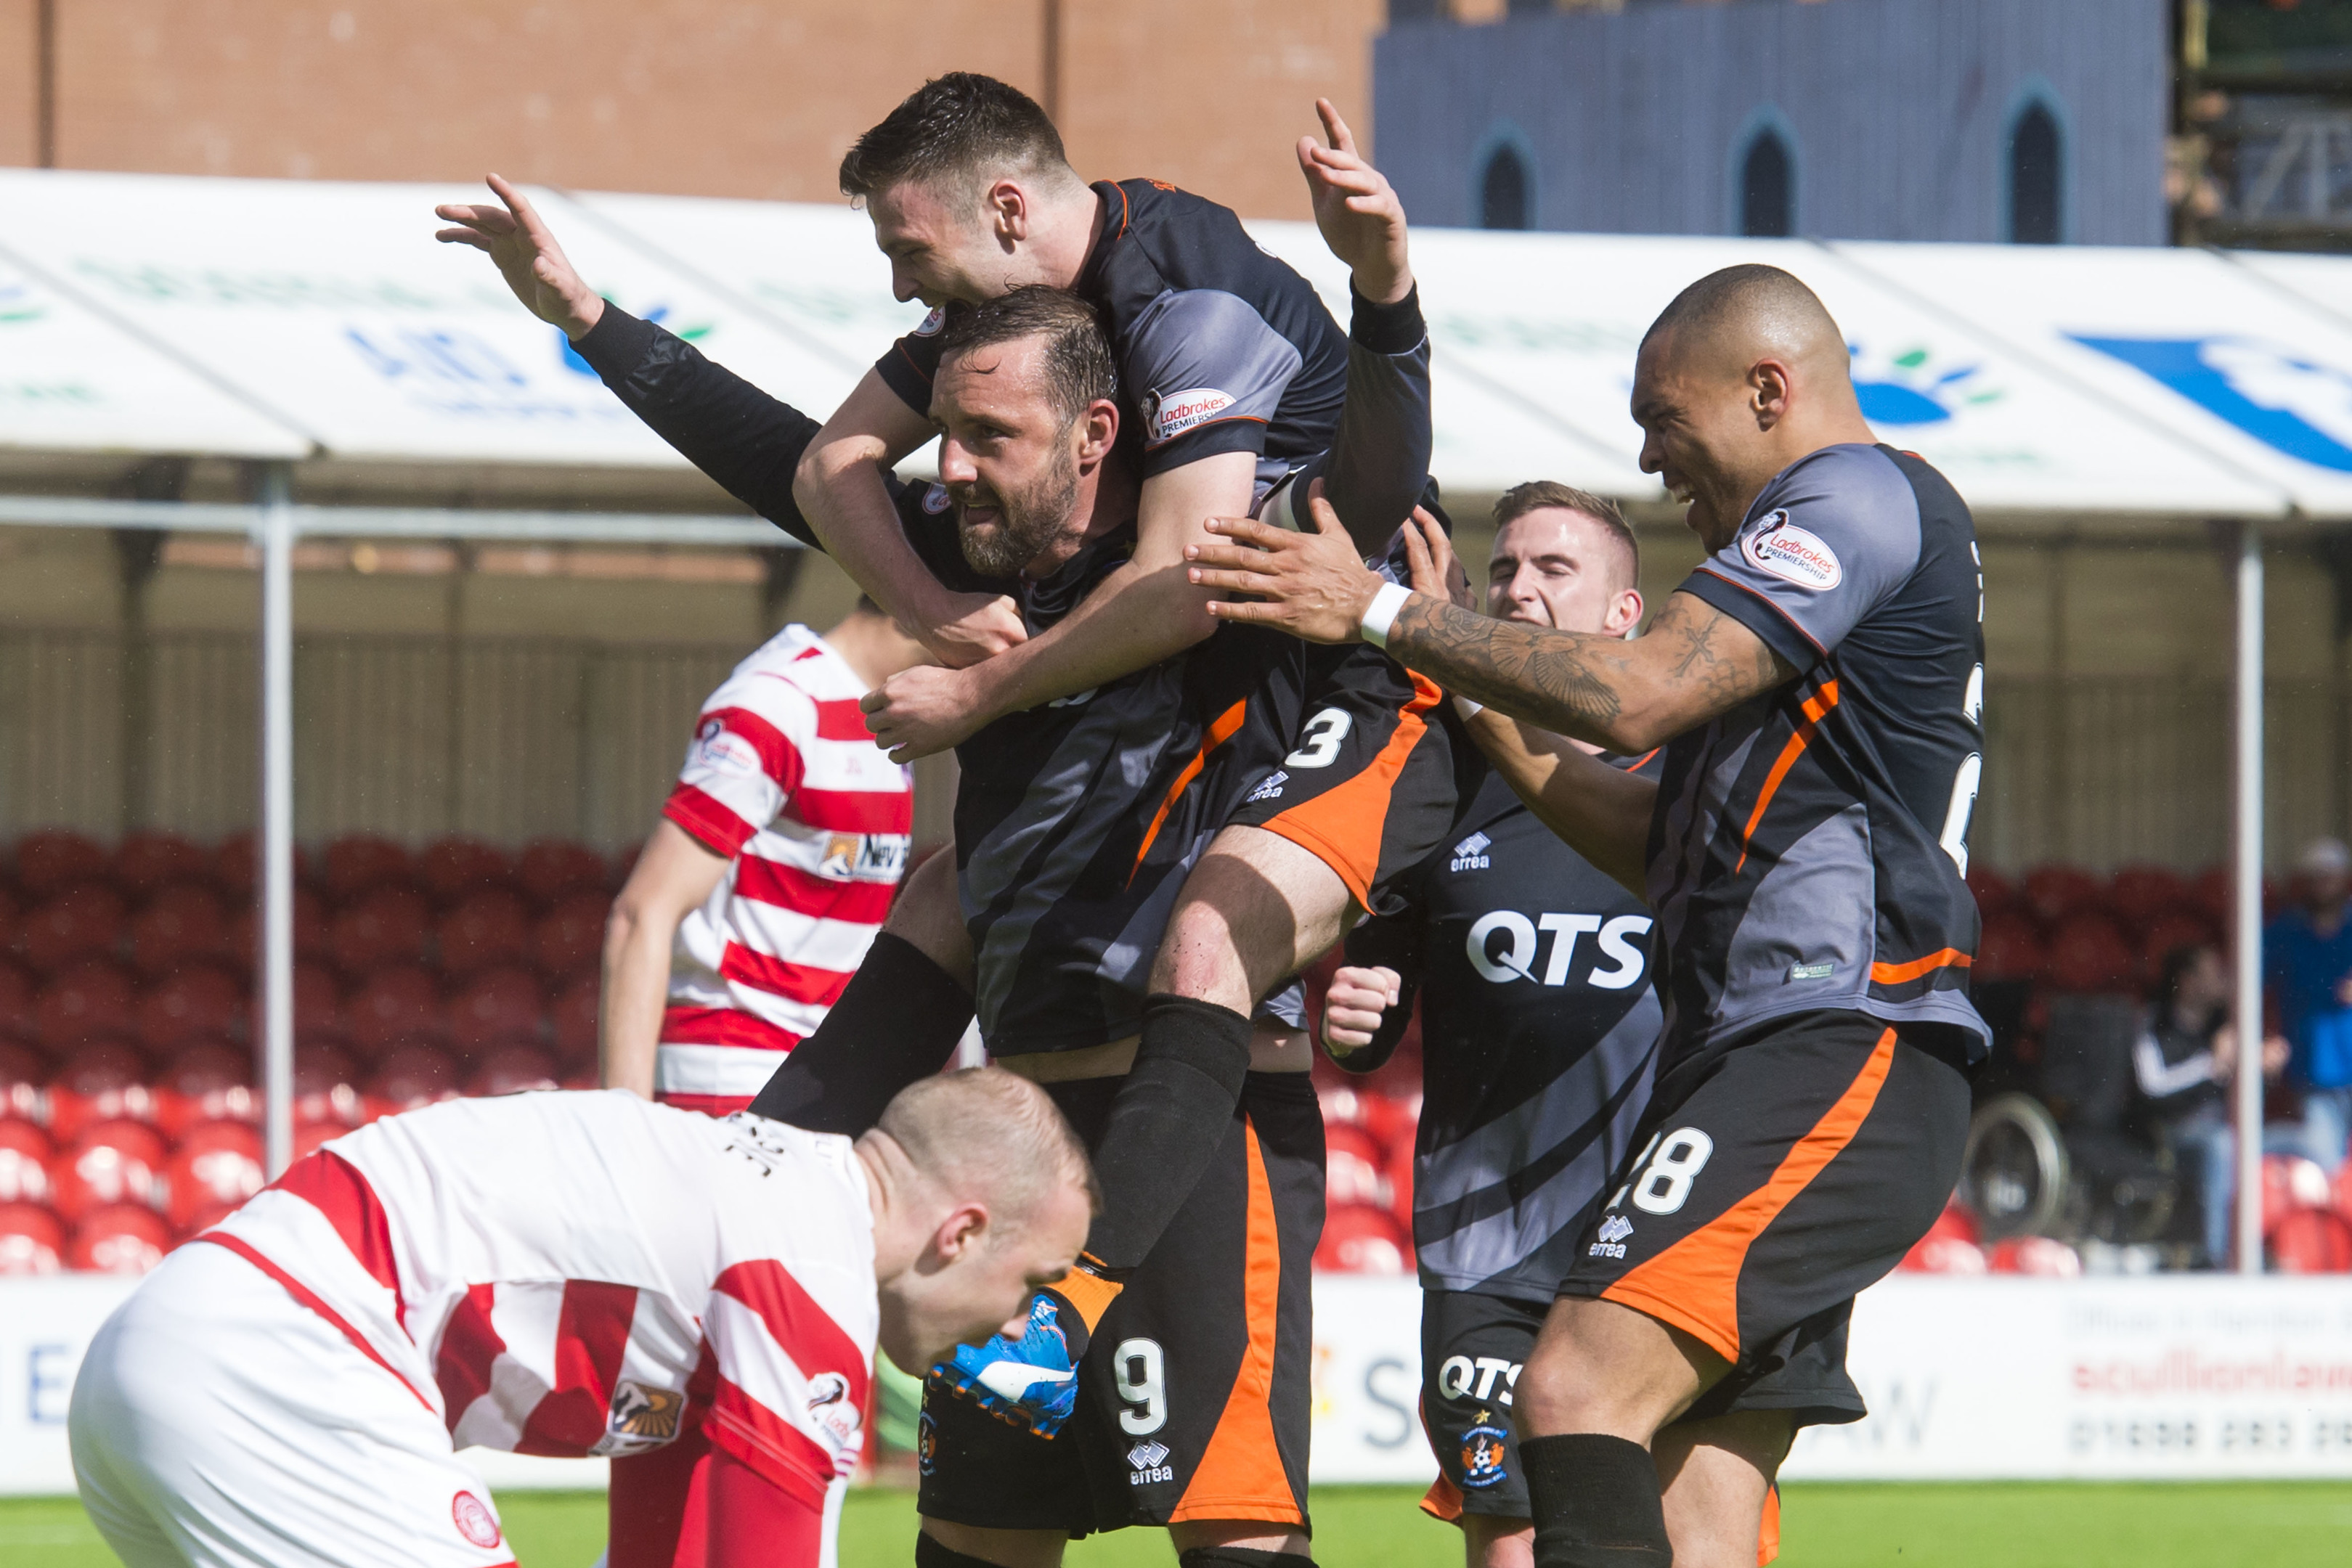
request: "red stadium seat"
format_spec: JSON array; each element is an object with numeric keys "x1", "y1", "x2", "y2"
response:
[
  {"x1": 113, "y1": 832, "x2": 211, "y2": 899},
  {"x1": 1325, "y1": 1123, "x2": 1393, "y2": 1210},
  {"x1": 1315, "y1": 1203, "x2": 1413, "y2": 1275},
  {"x1": 227, "y1": 883, "x2": 331, "y2": 965},
  {"x1": 46, "y1": 1040, "x2": 157, "y2": 1141},
  {"x1": 1987, "y1": 1236, "x2": 2082, "y2": 1276},
  {"x1": 0, "y1": 886, "x2": 20, "y2": 965},
  {"x1": 550, "y1": 971, "x2": 601, "y2": 1065},
  {"x1": 1973, "y1": 911, "x2": 2046, "y2": 984},
  {"x1": 293, "y1": 1117, "x2": 349, "y2": 1162},
  {"x1": 2023, "y1": 865, "x2": 2108, "y2": 927},
  {"x1": 518, "y1": 840, "x2": 609, "y2": 908},
  {"x1": 2332, "y1": 1160, "x2": 2352, "y2": 1228},
  {"x1": 0, "y1": 1200, "x2": 63, "y2": 1273},
  {"x1": 162, "y1": 1121, "x2": 266, "y2": 1232},
  {"x1": 67, "y1": 1204, "x2": 171, "y2": 1273},
  {"x1": 466, "y1": 1045, "x2": 561, "y2": 1098},
  {"x1": 36, "y1": 960, "x2": 139, "y2": 1051},
  {"x1": 0, "y1": 1041, "x2": 48, "y2": 1126},
  {"x1": 153, "y1": 1042, "x2": 257, "y2": 1138},
  {"x1": 328, "y1": 885, "x2": 431, "y2": 977},
  {"x1": 0, "y1": 959, "x2": 32, "y2": 1045},
  {"x1": 322, "y1": 834, "x2": 413, "y2": 906},
  {"x1": 367, "y1": 1043, "x2": 461, "y2": 1112},
  {"x1": 1316, "y1": 1079, "x2": 1415, "y2": 1154},
  {"x1": 2263, "y1": 1153, "x2": 2332, "y2": 1237},
  {"x1": 52, "y1": 1119, "x2": 167, "y2": 1221},
  {"x1": 14, "y1": 829, "x2": 109, "y2": 900},
  {"x1": 293, "y1": 1044, "x2": 367, "y2": 1128},
  {"x1": 22, "y1": 883, "x2": 129, "y2": 972},
  {"x1": 211, "y1": 831, "x2": 321, "y2": 903},
  {"x1": 446, "y1": 967, "x2": 545, "y2": 1055},
  {"x1": 293, "y1": 960, "x2": 345, "y2": 1045},
  {"x1": 1385, "y1": 1132, "x2": 1415, "y2": 1233},
  {"x1": 1964, "y1": 865, "x2": 2014, "y2": 923},
  {"x1": 2044, "y1": 914, "x2": 2137, "y2": 995},
  {"x1": 346, "y1": 964, "x2": 445, "y2": 1056},
  {"x1": 0, "y1": 1118, "x2": 53, "y2": 1206},
  {"x1": 2108, "y1": 865, "x2": 2192, "y2": 928},
  {"x1": 136, "y1": 965, "x2": 244, "y2": 1056},
  {"x1": 436, "y1": 889, "x2": 532, "y2": 981},
  {"x1": 2138, "y1": 912, "x2": 2220, "y2": 971},
  {"x1": 417, "y1": 837, "x2": 516, "y2": 907},
  {"x1": 2188, "y1": 865, "x2": 2233, "y2": 930},
  {"x1": 2273, "y1": 1209, "x2": 2352, "y2": 1274},
  {"x1": 131, "y1": 882, "x2": 234, "y2": 975},
  {"x1": 1901, "y1": 1235, "x2": 1990, "y2": 1274},
  {"x1": 531, "y1": 891, "x2": 611, "y2": 980}
]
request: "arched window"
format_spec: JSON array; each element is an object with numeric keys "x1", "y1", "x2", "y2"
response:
[
  {"x1": 1481, "y1": 146, "x2": 1529, "y2": 232},
  {"x1": 1740, "y1": 130, "x2": 1793, "y2": 237},
  {"x1": 2009, "y1": 101, "x2": 2062, "y2": 244}
]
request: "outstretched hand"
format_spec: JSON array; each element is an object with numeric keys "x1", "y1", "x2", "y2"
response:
[
  {"x1": 1297, "y1": 99, "x2": 1413, "y2": 307},
  {"x1": 1186, "y1": 483, "x2": 1395, "y2": 645},
  {"x1": 434, "y1": 173, "x2": 606, "y2": 340}
]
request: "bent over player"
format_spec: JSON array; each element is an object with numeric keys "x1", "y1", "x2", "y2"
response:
[
  {"x1": 599, "y1": 599, "x2": 929, "y2": 1114},
  {"x1": 1320, "y1": 486, "x2": 1807, "y2": 1568},
  {"x1": 1187, "y1": 265, "x2": 1986, "y2": 1568},
  {"x1": 69, "y1": 1071, "x2": 1094, "y2": 1568}
]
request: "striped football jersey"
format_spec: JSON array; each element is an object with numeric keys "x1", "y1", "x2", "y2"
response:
[
  {"x1": 198, "y1": 1092, "x2": 876, "y2": 1510},
  {"x1": 657, "y1": 625, "x2": 913, "y2": 1109}
]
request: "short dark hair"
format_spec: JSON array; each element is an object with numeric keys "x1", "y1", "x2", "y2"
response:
[
  {"x1": 1492, "y1": 480, "x2": 1639, "y2": 592},
  {"x1": 1641, "y1": 262, "x2": 1840, "y2": 354},
  {"x1": 935, "y1": 286, "x2": 1116, "y2": 428},
  {"x1": 839, "y1": 73, "x2": 1073, "y2": 202}
]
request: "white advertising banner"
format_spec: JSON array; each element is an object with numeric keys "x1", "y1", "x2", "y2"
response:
[
  {"x1": 0, "y1": 168, "x2": 850, "y2": 469},
  {"x1": 0, "y1": 256, "x2": 305, "y2": 458},
  {"x1": 1834, "y1": 240, "x2": 2352, "y2": 518}
]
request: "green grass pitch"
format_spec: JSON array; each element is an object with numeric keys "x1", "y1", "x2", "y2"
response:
[{"x1": 7, "y1": 1482, "x2": 2350, "y2": 1566}]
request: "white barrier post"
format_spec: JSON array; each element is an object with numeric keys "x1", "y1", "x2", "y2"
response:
[
  {"x1": 2233, "y1": 520, "x2": 2265, "y2": 1276},
  {"x1": 256, "y1": 462, "x2": 296, "y2": 1178}
]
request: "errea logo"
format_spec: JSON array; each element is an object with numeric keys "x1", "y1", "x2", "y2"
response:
[{"x1": 1450, "y1": 832, "x2": 1492, "y2": 873}]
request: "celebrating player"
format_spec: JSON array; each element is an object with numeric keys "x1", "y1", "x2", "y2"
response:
[
  {"x1": 68, "y1": 1070, "x2": 1096, "y2": 1568},
  {"x1": 1185, "y1": 264, "x2": 1986, "y2": 1568},
  {"x1": 598, "y1": 599, "x2": 929, "y2": 1115}
]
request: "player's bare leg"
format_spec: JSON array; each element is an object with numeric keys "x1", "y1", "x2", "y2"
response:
[
  {"x1": 1518, "y1": 1296, "x2": 1720, "y2": 1443},
  {"x1": 886, "y1": 844, "x2": 977, "y2": 987},
  {"x1": 1148, "y1": 825, "x2": 1357, "y2": 1007},
  {"x1": 1462, "y1": 1516, "x2": 1534, "y2": 1568},
  {"x1": 1653, "y1": 1413, "x2": 1792, "y2": 1568}
]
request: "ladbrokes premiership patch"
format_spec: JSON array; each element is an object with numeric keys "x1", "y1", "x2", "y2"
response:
[
  {"x1": 1741, "y1": 510, "x2": 1843, "y2": 590},
  {"x1": 1143, "y1": 386, "x2": 1236, "y2": 446}
]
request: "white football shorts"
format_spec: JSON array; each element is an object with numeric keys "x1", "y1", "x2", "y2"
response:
[{"x1": 69, "y1": 1239, "x2": 518, "y2": 1568}]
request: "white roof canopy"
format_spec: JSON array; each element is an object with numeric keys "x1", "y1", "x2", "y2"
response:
[{"x1": 2, "y1": 167, "x2": 2350, "y2": 519}]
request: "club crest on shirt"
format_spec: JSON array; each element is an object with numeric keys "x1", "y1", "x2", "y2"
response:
[
  {"x1": 451, "y1": 1489, "x2": 502, "y2": 1548},
  {"x1": 1740, "y1": 510, "x2": 1842, "y2": 590},
  {"x1": 601, "y1": 1380, "x2": 684, "y2": 1454},
  {"x1": 1458, "y1": 1413, "x2": 1511, "y2": 1488},
  {"x1": 918, "y1": 1410, "x2": 940, "y2": 1476}
]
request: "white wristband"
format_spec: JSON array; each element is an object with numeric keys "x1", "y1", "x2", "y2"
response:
[{"x1": 1360, "y1": 581, "x2": 1412, "y2": 648}]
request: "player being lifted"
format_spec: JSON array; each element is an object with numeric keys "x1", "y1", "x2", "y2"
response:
[
  {"x1": 1185, "y1": 266, "x2": 1986, "y2": 1568},
  {"x1": 70, "y1": 1071, "x2": 1095, "y2": 1568},
  {"x1": 1320, "y1": 486, "x2": 1825, "y2": 1568}
]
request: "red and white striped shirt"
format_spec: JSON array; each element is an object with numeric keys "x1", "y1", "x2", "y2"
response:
[
  {"x1": 657, "y1": 625, "x2": 913, "y2": 1113},
  {"x1": 201, "y1": 1093, "x2": 876, "y2": 1519}
]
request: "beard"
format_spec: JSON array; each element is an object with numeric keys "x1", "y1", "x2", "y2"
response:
[{"x1": 954, "y1": 457, "x2": 1081, "y2": 579}]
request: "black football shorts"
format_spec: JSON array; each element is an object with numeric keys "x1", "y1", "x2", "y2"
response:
[
  {"x1": 1224, "y1": 644, "x2": 1457, "y2": 919},
  {"x1": 1415, "y1": 1288, "x2": 1855, "y2": 1530},
  {"x1": 916, "y1": 1071, "x2": 1322, "y2": 1537},
  {"x1": 1558, "y1": 1009, "x2": 1970, "y2": 1378}
]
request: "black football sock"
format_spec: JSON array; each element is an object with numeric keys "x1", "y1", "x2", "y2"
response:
[
  {"x1": 746, "y1": 931, "x2": 972, "y2": 1135},
  {"x1": 1521, "y1": 1433, "x2": 1673, "y2": 1567},
  {"x1": 915, "y1": 1532, "x2": 1013, "y2": 1568},
  {"x1": 1081, "y1": 994, "x2": 1256, "y2": 1273},
  {"x1": 1180, "y1": 1549, "x2": 1314, "y2": 1568}
]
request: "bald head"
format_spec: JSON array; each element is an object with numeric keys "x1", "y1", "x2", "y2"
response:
[
  {"x1": 1642, "y1": 264, "x2": 1852, "y2": 386},
  {"x1": 1629, "y1": 264, "x2": 1877, "y2": 551},
  {"x1": 877, "y1": 1066, "x2": 1100, "y2": 1233}
]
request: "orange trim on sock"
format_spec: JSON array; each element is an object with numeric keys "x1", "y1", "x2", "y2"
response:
[
  {"x1": 1600, "y1": 1028, "x2": 1897, "y2": 1361},
  {"x1": 1052, "y1": 1267, "x2": 1125, "y2": 1336}
]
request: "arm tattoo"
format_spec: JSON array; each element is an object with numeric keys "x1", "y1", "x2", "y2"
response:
[{"x1": 1385, "y1": 591, "x2": 1794, "y2": 751}]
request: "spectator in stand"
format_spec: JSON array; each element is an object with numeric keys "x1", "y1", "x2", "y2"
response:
[
  {"x1": 2266, "y1": 838, "x2": 2352, "y2": 1170},
  {"x1": 2132, "y1": 944, "x2": 2285, "y2": 1267},
  {"x1": 600, "y1": 599, "x2": 929, "y2": 1115}
]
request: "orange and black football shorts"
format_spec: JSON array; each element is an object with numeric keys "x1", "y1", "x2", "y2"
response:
[
  {"x1": 1224, "y1": 642, "x2": 1460, "y2": 918},
  {"x1": 1558, "y1": 1009, "x2": 1970, "y2": 1389},
  {"x1": 915, "y1": 1071, "x2": 1322, "y2": 1536}
]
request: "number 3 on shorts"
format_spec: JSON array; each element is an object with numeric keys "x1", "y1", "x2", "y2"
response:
[
  {"x1": 1608, "y1": 1127, "x2": 1714, "y2": 1216},
  {"x1": 1285, "y1": 709, "x2": 1353, "y2": 769},
  {"x1": 1115, "y1": 1337, "x2": 1167, "y2": 1435}
]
